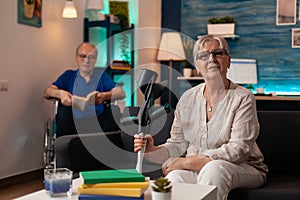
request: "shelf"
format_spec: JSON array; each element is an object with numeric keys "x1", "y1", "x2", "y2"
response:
[
  {"x1": 84, "y1": 17, "x2": 123, "y2": 41},
  {"x1": 83, "y1": 16, "x2": 135, "y2": 106},
  {"x1": 222, "y1": 34, "x2": 240, "y2": 39},
  {"x1": 197, "y1": 34, "x2": 240, "y2": 40},
  {"x1": 85, "y1": 20, "x2": 121, "y2": 31},
  {"x1": 177, "y1": 76, "x2": 204, "y2": 80},
  {"x1": 255, "y1": 96, "x2": 300, "y2": 101}
]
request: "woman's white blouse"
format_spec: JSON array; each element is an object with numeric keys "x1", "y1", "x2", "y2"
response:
[{"x1": 162, "y1": 82, "x2": 268, "y2": 174}]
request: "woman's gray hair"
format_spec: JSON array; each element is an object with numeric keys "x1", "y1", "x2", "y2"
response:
[{"x1": 193, "y1": 34, "x2": 230, "y2": 59}]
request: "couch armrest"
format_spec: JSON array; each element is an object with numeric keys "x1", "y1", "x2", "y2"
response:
[{"x1": 54, "y1": 131, "x2": 122, "y2": 173}]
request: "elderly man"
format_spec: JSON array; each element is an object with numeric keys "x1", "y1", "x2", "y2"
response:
[{"x1": 44, "y1": 43, "x2": 125, "y2": 136}]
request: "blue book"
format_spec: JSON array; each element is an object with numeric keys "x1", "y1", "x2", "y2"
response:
[{"x1": 79, "y1": 194, "x2": 144, "y2": 200}]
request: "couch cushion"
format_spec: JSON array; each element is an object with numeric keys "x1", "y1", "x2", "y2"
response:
[
  {"x1": 228, "y1": 174, "x2": 300, "y2": 200},
  {"x1": 55, "y1": 132, "x2": 124, "y2": 173},
  {"x1": 256, "y1": 111, "x2": 300, "y2": 174},
  {"x1": 228, "y1": 111, "x2": 300, "y2": 200}
]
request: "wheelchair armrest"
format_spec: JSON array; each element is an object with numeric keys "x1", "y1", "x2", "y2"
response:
[{"x1": 45, "y1": 97, "x2": 60, "y2": 115}]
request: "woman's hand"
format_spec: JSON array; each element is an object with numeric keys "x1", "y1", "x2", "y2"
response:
[
  {"x1": 162, "y1": 157, "x2": 185, "y2": 175},
  {"x1": 133, "y1": 134, "x2": 155, "y2": 153},
  {"x1": 162, "y1": 154, "x2": 211, "y2": 175},
  {"x1": 134, "y1": 134, "x2": 170, "y2": 164}
]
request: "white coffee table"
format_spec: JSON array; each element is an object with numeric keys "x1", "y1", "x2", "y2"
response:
[{"x1": 15, "y1": 178, "x2": 216, "y2": 200}]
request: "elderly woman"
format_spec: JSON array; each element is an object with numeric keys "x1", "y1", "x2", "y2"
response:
[{"x1": 134, "y1": 35, "x2": 268, "y2": 200}]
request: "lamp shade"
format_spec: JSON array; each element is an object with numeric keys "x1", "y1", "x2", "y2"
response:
[
  {"x1": 86, "y1": 0, "x2": 104, "y2": 10},
  {"x1": 157, "y1": 32, "x2": 186, "y2": 61},
  {"x1": 62, "y1": 0, "x2": 78, "y2": 18}
]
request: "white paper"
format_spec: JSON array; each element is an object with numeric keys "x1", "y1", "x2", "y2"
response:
[{"x1": 227, "y1": 58, "x2": 257, "y2": 84}]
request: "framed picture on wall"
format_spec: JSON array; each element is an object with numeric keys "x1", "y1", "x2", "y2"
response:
[
  {"x1": 18, "y1": 0, "x2": 42, "y2": 28},
  {"x1": 299, "y1": 3, "x2": 300, "y2": 20},
  {"x1": 292, "y1": 28, "x2": 300, "y2": 48},
  {"x1": 276, "y1": 0, "x2": 296, "y2": 25}
]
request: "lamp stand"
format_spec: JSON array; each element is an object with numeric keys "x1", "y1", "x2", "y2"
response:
[{"x1": 168, "y1": 60, "x2": 173, "y2": 104}]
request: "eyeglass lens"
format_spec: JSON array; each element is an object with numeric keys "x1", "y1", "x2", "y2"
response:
[
  {"x1": 196, "y1": 49, "x2": 227, "y2": 60},
  {"x1": 78, "y1": 54, "x2": 96, "y2": 60}
]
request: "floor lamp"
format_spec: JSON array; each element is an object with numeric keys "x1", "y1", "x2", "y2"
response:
[{"x1": 157, "y1": 32, "x2": 186, "y2": 104}]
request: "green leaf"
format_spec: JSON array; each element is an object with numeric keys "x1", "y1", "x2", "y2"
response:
[
  {"x1": 208, "y1": 16, "x2": 235, "y2": 24},
  {"x1": 152, "y1": 177, "x2": 172, "y2": 193}
]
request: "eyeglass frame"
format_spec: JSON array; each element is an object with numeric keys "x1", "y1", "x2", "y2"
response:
[
  {"x1": 77, "y1": 54, "x2": 97, "y2": 60},
  {"x1": 195, "y1": 48, "x2": 229, "y2": 61}
]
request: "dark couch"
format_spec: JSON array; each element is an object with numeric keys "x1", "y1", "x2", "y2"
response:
[
  {"x1": 54, "y1": 106, "x2": 174, "y2": 178},
  {"x1": 55, "y1": 109, "x2": 300, "y2": 199},
  {"x1": 228, "y1": 110, "x2": 300, "y2": 200}
]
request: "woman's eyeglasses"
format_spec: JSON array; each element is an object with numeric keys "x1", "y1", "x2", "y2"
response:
[{"x1": 196, "y1": 48, "x2": 228, "y2": 61}]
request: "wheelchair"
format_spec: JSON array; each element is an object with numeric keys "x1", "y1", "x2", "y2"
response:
[
  {"x1": 44, "y1": 99, "x2": 59, "y2": 169},
  {"x1": 43, "y1": 99, "x2": 122, "y2": 169}
]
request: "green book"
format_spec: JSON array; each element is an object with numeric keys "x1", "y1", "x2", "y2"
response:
[{"x1": 80, "y1": 169, "x2": 145, "y2": 184}]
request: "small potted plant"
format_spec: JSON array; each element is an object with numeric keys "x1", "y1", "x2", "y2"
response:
[
  {"x1": 207, "y1": 16, "x2": 236, "y2": 35},
  {"x1": 151, "y1": 177, "x2": 172, "y2": 200}
]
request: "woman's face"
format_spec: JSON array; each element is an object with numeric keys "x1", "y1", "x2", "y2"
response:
[{"x1": 194, "y1": 40, "x2": 231, "y2": 80}]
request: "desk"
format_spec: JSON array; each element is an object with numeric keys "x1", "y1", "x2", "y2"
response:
[
  {"x1": 255, "y1": 96, "x2": 300, "y2": 111},
  {"x1": 177, "y1": 77, "x2": 204, "y2": 81},
  {"x1": 255, "y1": 96, "x2": 300, "y2": 101},
  {"x1": 16, "y1": 179, "x2": 217, "y2": 200}
]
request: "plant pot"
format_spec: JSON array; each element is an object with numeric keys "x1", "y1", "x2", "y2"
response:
[
  {"x1": 151, "y1": 191, "x2": 172, "y2": 200},
  {"x1": 183, "y1": 68, "x2": 192, "y2": 78},
  {"x1": 207, "y1": 23, "x2": 235, "y2": 35}
]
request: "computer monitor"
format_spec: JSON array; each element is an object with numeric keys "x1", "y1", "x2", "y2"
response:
[{"x1": 227, "y1": 58, "x2": 258, "y2": 84}]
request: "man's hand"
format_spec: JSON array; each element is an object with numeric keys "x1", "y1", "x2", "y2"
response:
[
  {"x1": 44, "y1": 85, "x2": 72, "y2": 106},
  {"x1": 59, "y1": 90, "x2": 72, "y2": 106},
  {"x1": 95, "y1": 92, "x2": 106, "y2": 104}
]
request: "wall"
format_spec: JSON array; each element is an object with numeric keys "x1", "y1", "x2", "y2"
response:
[
  {"x1": 0, "y1": 0, "x2": 162, "y2": 179},
  {"x1": 0, "y1": 0, "x2": 85, "y2": 179},
  {"x1": 86, "y1": 0, "x2": 162, "y2": 107},
  {"x1": 181, "y1": 0, "x2": 300, "y2": 95},
  {"x1": 130, "y1": 0, "x2": 162, "y2": 106},
  {"x1": 160, "y1": 0, "x2": 182, "y2": 107}
]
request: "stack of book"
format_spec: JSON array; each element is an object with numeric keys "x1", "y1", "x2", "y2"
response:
[
  {"x1": 110, "y1": 60, "x2": 131, "y2": 71},
  {"x1": 78, "y1": 169, "x2": 149, "y2": 200}
]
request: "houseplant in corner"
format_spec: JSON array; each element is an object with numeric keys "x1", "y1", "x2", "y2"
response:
[
  {"x1": 109, "y1": 1, "x2": 131, "y2": 64},
  {"x1": 151, "y1": 177, "x2": 172, "y2": 200},
  {"x1": 207, "y1": 16, "x2": 236, "y2": 35}
]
